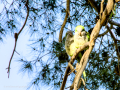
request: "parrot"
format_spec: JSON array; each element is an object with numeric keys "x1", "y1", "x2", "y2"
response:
[
  {"x1": 65, "y1": 29, "x2": 89, "y2": 81},
  {"x1": 74, "y1": 25, "x2": 90, "y2": 48},
  {"x1": 65, "y1": 30, "x2": 75, "y2": 57},
  {"x1": 65, "y1": 30, "x2": 82, "y2": 58},
  {"x1": 74, "y1": 25, "x2": 90, "y2": 81}
]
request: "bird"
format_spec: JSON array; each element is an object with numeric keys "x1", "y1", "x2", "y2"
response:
[
  {"x1": 74, "y1": 25, "x2": 90, "y2": 81},
  {"x1": 65, "y1": 30, "x2": 83, "y2": 58},
  {"x1": 74, "y1": 25, "x2": 90, "y2": 49},
  {"x1": 65, "y1": 30, "x2": 76, "y2": 57},
  {"x1": 65, "y1": 28, "x2": 90, "y2": 81}
]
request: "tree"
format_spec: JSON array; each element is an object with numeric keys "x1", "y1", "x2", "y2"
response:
[{"x1": 0, "y1": 0, "x2": 120, "y2": 90}]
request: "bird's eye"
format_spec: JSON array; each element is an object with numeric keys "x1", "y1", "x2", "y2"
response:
[{"x1": 81, "y1": 29, "x2": 85, "y2": 32}]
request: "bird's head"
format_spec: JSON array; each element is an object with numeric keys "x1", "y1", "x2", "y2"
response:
[
  {"x1": 75, "y1": 25, "x2": 85, "y2": 36},
  {"x1": 65, "y1": 30, "x2": 73, "y2": 38}
]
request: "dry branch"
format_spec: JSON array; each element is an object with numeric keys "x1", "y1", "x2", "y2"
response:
[
  {"x1": 6, "y1": 0, "x2": 29, "y2": 78},
  {"x1": 108, "y1": 20, "x2": 120, "y2": 27},
  {"x1": 59, "y1": 0, "x2": 70, "y2": 42},
  {"x1": 106, "y1": 25, "x2": 120, "y2": 75},
  {"x1": 88, "y1": 0, "x2": 100, "y2": 13},
  {"x1": 60, "y1": 42, "x2": 89, "y2": 90}
]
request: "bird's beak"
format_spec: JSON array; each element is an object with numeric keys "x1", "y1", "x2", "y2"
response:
[
  {"x1": 69, "y1": 32, "x2": 73, "y2": 36},
  {"x1": 79, "y1": 31, "x2": 81, "y2": 36}
]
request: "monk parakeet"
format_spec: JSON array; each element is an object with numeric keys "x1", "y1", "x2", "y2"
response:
[
  {"x1": 65, "y1": 30, "x2": 88, "y2": 81},
  {"x1": 65, "y1": 30, "x2": 75, "y2": 56},
  {"x1": 65, "y1": 30, "x2": 82, "y2": 58},
  {"x1": 74, "y1": 25, "x2": 90, "y2": 81},
  {"x1": 74, "y1": 25, "x2": 90, "y2": 48}
]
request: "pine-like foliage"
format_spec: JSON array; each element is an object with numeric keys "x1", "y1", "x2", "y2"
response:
[{"x1": 0, "y1": 0, "x2": 120, "y2": 90}]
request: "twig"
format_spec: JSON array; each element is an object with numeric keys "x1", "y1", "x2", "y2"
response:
[
  {"x1": 6, "y1": 0, "x2": 29, "y2": 78},
  {"x1": 81, "y1": 78, "x2": 88, "y2": 90},
  {"x1": 59, "y1": 0, "x2": 70, "y2": 42},
  {"x1": 98, "y1": 30, "x2": 108, "y2": 37},
  {"x1": 106, "y1": 25, "x2": 120, "y2": 75},
  {"x1": 108, "y1": 19, "x2": 120, "y2": 27}
]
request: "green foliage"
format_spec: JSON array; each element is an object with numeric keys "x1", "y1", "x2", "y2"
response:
[
  {"x1": 0, "y1": 24, "x2": 6, "y2": 41},
  {"x1": 18, "y1": 59, "x2": 33, "y2": 76},
  {"x1": 7, "y1": 20, "x2": 16, "y2": 29},
  {"x1": 52, "y1": 41, "x2": 69, "y2": 63},
  {"x1": 116, "y1": 27, "x2": 120, "y2": 36},
  {"x1": 0, "y1": 0, "x2": 120, "y2": 90}
]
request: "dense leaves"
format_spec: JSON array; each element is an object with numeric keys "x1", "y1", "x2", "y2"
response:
[
  {"x1": 116, "y1": 27, "x2": 120, "y2": 36},
  {"x1": 0, "y1": 0, "x2": 120, "y2": 90}
]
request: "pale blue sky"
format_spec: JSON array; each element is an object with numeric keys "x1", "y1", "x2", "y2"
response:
[
  {"x1": 0, "y1": 29, "x2": 52, "y2": 90},
  {"x1": 0, "y1": 1, "x2": 31, "y2": 89},
  {"x1": 0, "y1": 32, "x2": 29, "y2": 90}
]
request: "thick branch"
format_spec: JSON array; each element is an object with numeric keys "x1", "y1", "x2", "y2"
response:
[
  {"x1": 7, "y1": 0, "x2": 29, "y2": 78},
  {"x1": 74, "y1": 0, "x2": 114, "y2": 89},
  {"x1": 60, "y1": 42, "x2": 89, "y2": 90},
  {"x1": 59, "y1": 0, "x2": 70, "y2": 42},
  {"x1": 115, "y1": 0, "x2": 120, "y2": 2}
]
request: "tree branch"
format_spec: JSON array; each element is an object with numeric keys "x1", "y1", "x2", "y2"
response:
[
  {"x1": 74, "y1": 0, "x2": 114, "y2": 89},
  {"x1": 6, "y1": 0, "x2": 29, "y2": 78},
  {"x1": 98, "y1": 30, "x2": 109, "y2": 37},
  {"x1": 108, "y1": 19, "x2": 120, "y2": 27},
  {"x1": 115, "y1": 0, "x2": 120, "y2": 2},
  {"x1": 106, "y1": 25, "x2": 120, "y2": 75},
  {"x1": 88, "y1": 0, "x2": 100, "y2": 13},
  {"x1": 60, "y1": 42, "x2": 89, "y2": 90},
  {"x1": 59, "y1": 0, "x2": 70, "y2": 42}
]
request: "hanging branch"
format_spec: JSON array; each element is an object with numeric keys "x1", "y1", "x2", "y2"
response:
[
  {"x1": 59, "y1": 0, "x2": 70, "y2": 42},
  {"x1": 6, "y1": 0, "x2": 29, "y2": 78}
]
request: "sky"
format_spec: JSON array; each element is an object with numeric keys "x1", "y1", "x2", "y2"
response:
[
  {"x1": 0, "y1": 30, "x2": 32, "y2": 90},
  {"x1": 0, "y1": 30, "x2": 51, "y2": 90}
]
